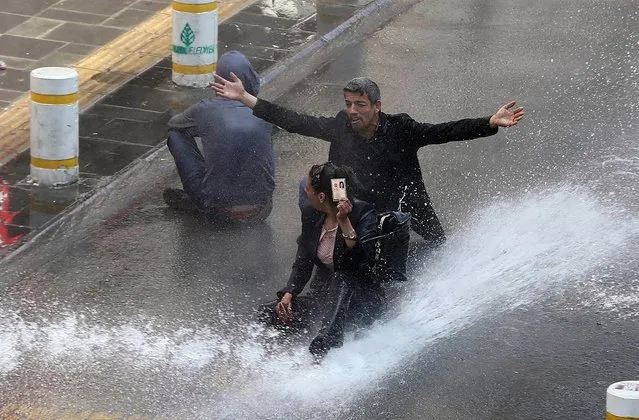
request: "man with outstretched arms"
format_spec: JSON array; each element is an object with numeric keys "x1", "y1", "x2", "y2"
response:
[{"x1": 211, "y1": 74, "x2": 523, "y2": 246}]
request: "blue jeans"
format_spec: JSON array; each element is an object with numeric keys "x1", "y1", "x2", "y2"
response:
[
  {"x1": 167, "y1": 129, "x2": 272, "y2": 222},
  {"x1": 166, "y1": 129, "x2": 208, "y2": 210}
]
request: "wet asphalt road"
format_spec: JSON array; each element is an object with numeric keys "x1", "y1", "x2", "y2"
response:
[{"x1": 1, "y1": 0, "x2": 638, "y2": 418}]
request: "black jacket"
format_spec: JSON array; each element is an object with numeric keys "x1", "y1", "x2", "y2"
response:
[
  {"x1": 253, "y1": 99, "x2": 498, "y2": 211},
  {"x1": 279, "y1": 199, "x2": 378, "y2": 297}
]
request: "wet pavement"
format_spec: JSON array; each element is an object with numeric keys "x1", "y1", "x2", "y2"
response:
[
  {"x1": 0, "y1": 0, "x2": 637, "y2": 418},
  {"x1": 0, "y1": 0, "x2": 379, "y2": 257},
  {"x1": 0, "y1": 0, "x2": 171, "y2": 109}
]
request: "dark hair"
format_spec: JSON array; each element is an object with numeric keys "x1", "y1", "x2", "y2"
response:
[
  {"x1": 343, "y1": 77, "x2": 381, "y2": 104},
  {"x1": 309, "y1": 162, "x2": 362, "y2": 203}
]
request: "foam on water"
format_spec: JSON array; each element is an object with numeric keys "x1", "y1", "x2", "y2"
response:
[{"x1": 0, "y1": 186, "x2": 637, "y2": 417}]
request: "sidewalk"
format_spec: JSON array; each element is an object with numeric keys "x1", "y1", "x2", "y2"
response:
[
  {"x1": 0, "y1": 0, "x2": 403, "y2": 257},
  {"x1": 0, "y1": 0, "x2": 168, "y2": 110}
]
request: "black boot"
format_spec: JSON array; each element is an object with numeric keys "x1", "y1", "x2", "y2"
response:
[
  {"x1": 309, "y1": 278, "x2": 353, "y2": 360},
  {"x1": 163, "y1": 188, "x2": 200, "y2": 212}
]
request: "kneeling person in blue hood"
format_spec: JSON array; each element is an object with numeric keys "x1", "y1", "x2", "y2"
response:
[{"x1": 163, "y1": 51, "x2": 275, "y2": 222}]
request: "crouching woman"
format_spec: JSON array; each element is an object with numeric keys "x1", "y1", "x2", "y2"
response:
[{"x1": 261, "y1": 162, "x2": 383, "y2": 359}]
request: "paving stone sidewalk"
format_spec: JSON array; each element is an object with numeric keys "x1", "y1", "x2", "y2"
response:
[{"x1": 0, "y1": 0, "x2": 172, "y2": 110}]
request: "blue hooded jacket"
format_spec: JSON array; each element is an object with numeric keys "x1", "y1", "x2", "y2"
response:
[{"x1": 168, "y1": 51, "x2": 274, "y2": 207}]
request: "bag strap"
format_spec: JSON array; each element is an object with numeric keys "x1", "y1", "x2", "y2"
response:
[
  {"x1": 373, "y1": 213, "x2": 389, "y2": 263},
  {"x1": 360, "y1": 212, "x2": 402, "y2": 244},
  {"x1": 369, "y1": 214, "x2": 386, "y2": 277}
]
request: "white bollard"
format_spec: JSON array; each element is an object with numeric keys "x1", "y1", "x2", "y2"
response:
[
  {"x1": 172, "y1": 0, "x2": 218, "y2": 87},
  {"x1": 30, "y1": 67, "x2": 79, "y2": 187},
  {"x1": 607, "y1": 381, "x2": 639, "y2": 420}
]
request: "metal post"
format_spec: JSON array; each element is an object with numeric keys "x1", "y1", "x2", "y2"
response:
[
  {"x1": 29, "y1": 67, "x2": 79, "y2": 187},
  {"x1": 172, "y1": 0, "x2": 218, "y2": 87},
  {"x1": 607, "y1": 381, "x2": 639, "y2": 419}
]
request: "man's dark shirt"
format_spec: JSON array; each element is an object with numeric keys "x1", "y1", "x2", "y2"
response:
[{"x1": 253, "y1": 98, "x2": 498, "y2": 212}]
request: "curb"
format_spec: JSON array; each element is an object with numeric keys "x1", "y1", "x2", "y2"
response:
[
  {"x1": 0, "y1": 0, "x2": 421, "y2": 277},
  {"x1": 260, "y1": 0, "x2": 420, "y2": 101}
]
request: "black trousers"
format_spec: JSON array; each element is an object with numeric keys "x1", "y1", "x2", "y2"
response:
[
  {"x1": 401, "y1": 196, "x2": 446, "y2": 247},
  {"x1": 259, "y1": 272, "x2": 384, "y2": 357}
]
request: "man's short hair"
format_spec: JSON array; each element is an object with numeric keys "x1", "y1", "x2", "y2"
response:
[{"x1": 343, "y1": 77, "x2": 381, "y2": 104}]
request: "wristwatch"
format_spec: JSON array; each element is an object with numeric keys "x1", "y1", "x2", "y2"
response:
[{"x1": 342, "y1": 230, "x2": 357, "y2": 240}]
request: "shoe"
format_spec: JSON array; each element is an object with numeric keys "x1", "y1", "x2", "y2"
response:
[
  {"x1": 309, "y1": 333, "x2": 343, "y2": 361},
  {"x1": 163, "y1": 188, "x2": 199, "y2": 212}
]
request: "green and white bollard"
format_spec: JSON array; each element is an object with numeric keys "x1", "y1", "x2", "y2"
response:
[{"x1": 172, "y1": 0, "x2": 218, "y2": 87}]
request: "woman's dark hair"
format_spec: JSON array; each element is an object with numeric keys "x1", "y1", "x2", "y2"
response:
[{"x1": 308, "y1": 161, "x2": 362, "y2": 203}]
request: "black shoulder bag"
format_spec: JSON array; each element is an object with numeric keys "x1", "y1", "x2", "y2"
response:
[{"x1": 361, "y1": 211, "x2": 411, "y2": 282}]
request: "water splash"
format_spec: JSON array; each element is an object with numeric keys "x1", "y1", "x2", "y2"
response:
[
  {"x1": 0, "y1": 186, "x2": 636, "y2": 417},
  {"x1": 200, "y1": 185, "x2": 638, "y2": 418}
]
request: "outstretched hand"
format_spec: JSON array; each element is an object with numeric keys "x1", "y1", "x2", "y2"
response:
[
  {"x1": 489, "y1": 101, "x2": 524, "y2": 128},
  {"x1": 210, "y1": 72, "x2": 246, "y2": 101},
  {"x1": 209, "y1": 72, "x2": 258, "y2": 108}
]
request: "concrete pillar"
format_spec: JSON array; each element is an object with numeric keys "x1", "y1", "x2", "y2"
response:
[
  {"x1": 172, "y1": 0, "x2": 218, "y2": 87},
  {"x1": 607, "y1": 381, "x2": 639, "y2": 420},
  {"x1": 30, "y1": 67, "x2": 79, "y2": 187}
]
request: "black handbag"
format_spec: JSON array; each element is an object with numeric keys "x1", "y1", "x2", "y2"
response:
[{"x1": 362, "y1": 211, "x2": 411, "y2": 282}]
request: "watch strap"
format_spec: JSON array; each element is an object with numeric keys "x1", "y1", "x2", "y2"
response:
[{"x1": 342, "y1": 230, "x2": 357, "y2": 240}]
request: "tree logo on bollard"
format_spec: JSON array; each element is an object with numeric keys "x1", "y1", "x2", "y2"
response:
[
  {"x1": 172, "y1": 22, "x2": 215, "y2": 55},
  {"x1": 180, "y1": 23, "x2": 195, "y2": 47}
]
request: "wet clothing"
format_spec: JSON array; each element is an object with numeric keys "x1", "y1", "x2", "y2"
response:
[
  {"x1": 278, "y1": 199, "x2": 380, "y2": 300},
  {"x1": 261, "y1": 199, "x2": 383, "y2": 357},
  {"x1": 317, "y1": 224, "x2": 337, "y2": 268},
  {"x1": 167, "y1": 51, "x2": 274, "y2": 214},
  {"x1": 252, "y1": 99, "x2": 499, "y2": 245}
]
